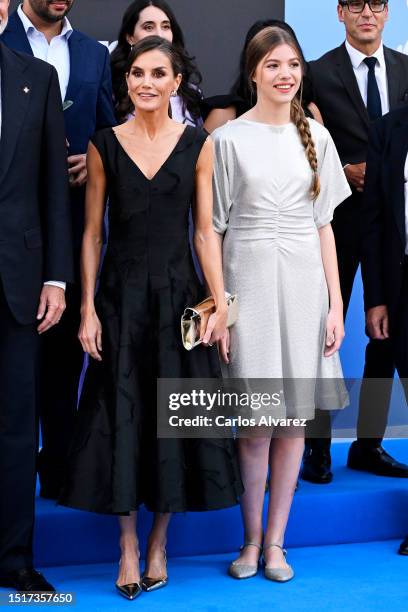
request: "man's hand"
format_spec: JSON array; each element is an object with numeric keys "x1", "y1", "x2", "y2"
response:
[
  {"x1": 366, "y1": 305, "x2": 389, "y2": 340},
  {"x1": 344, "y1": 162, "x2": 366, "y2": 192},
  {"x1": 37, "y1": 286, "x2": 66, "y2": 334},
  {"x1": 68, "y1": 153, "x2": 87, "y2": 187}
]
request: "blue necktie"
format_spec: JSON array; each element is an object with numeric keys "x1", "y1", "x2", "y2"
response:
[{"x1": 363, "y1": 57, "x2": 382, "y2": 121}]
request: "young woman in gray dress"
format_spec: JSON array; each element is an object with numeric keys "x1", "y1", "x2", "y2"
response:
[{"x1": 212, "y1": 27, "x2": 351, "y2": 582}]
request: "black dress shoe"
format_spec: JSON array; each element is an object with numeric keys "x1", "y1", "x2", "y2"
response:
[
  {"x1": 0, "y1": 568, "x2": 55, "y2": 592},
  {"x1": 398, "y1": 536, "x2": 408, "y2": 556},
  {"x1": 300, "y1": 444, "x2": 333, "y2": 484},
  {"x1": 347, "y1": 442, "x2": 408, "y2": 477}
]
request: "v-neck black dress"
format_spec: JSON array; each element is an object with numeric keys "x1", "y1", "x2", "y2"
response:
[{"x1": 59, "y1": 125, "x2": 243, "y2": 515}]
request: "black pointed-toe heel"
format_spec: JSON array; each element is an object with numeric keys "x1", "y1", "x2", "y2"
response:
[
  {"x1": 115, "y1": 582, "x2": 142, "y2": 600},
  {"x1": 141, "y1": 550, "x2": 168, "y2": 592},
  {"x1": 116, "y1": 557, "x2": 142, "y2": 600}
]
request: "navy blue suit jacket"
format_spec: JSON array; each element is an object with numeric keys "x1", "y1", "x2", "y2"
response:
[
  {"x1": 0, "y1": 43, "x2": 74, "y2": 323},
  {"x1": 1, "y1": 10, "x2": 116, "y2": 248}
]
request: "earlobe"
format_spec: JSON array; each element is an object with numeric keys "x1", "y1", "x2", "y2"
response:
[{"x1": 126, "y1": 34, "x2": 135, "y2": 46}]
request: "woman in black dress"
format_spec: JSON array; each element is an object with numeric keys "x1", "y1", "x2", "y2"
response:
[
  {"x1": 59, "y1": 37, "x2": 242, "y2": 599},
  {"x1": 202, "y1": 19, "x2": 323, "y2": 133}
]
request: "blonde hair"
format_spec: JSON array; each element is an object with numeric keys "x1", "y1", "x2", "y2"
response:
[{"x1": 246, "y1": 26, "x2": 320, "y2": 199}]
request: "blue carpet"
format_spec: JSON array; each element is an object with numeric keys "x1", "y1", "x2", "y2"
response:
[
  {"x1": 34, "y1": 440, "x2": 408, "y2": 567},
  {"x1": 2, "y1": 540, "x2": 406, "y2": 612}
]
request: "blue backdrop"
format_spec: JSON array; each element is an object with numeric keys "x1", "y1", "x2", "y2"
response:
[{"x1": 285, "y1": 0, "x2": 408, "y2": 378}]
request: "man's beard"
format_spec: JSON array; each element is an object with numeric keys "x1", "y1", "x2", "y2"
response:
[
  {"x1": 29, "y1": 1, "x2": 73, "y2": 24},
  {"x1": 0, "y1": 16, "x2": 8, "y2": 36}
]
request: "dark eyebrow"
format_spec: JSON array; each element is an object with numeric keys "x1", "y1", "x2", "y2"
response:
[
  {"x1": 131, "y1": 65, "x2": 168, "y2": 71},
  {"x1": 141, "y1": 20, "x2": 171, "y2": 26},
  {"x1": 264, "y1": 57, "x2": 300, "y2": 63}
]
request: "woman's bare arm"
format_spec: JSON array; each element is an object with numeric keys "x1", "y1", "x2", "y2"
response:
[
  {"x1": 193, "y1": 137, "x2": 228, "y2": 348},
  {"x1": 318, "y1": 223, "x2": 345, "y2": 357},
  {"x1": 78, "y1": 142, "x2": 107, "y2": 360},
  {"x1": 203, "y1": 106, "x2": 237, "y2": 134},
  {"x1": 308, "y1": 102, "x2": 324, "y2": 125}
]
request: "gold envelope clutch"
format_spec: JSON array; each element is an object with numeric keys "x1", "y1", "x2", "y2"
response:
[{"x1": 181, "y1": 293, "x2": 238, "y2": 351}]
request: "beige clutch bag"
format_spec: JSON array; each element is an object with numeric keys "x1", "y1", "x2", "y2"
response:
[{"x1": 181, "y1": 292, "x2": 238, "y2": 351}]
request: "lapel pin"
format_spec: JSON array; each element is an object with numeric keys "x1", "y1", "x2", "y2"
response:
[{"x1": 23, "y1": 86, "x2": 30, "y2": 94}]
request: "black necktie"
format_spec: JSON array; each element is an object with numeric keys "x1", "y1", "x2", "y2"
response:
[{"x1": 363, "y1": 56, "x2": 382, "y2": 121}]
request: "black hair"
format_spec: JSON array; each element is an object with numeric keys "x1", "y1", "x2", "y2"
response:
[{"x1": 111, "y1": 0, "x2": 202, "y2": 123}]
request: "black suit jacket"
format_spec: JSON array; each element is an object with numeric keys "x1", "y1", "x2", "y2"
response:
[
  {"x1": 0, "y1": 43, "x2": 74, "y2": 325},
  {"x1": 309, "y1": 43, "x2": 408, "y2": 247},
  {"x1": 361, "y1": 105, "x2": 408, "y2": 324},
  {"x1": 1, "y1": 10, "x2": 117, "y2": 248}
]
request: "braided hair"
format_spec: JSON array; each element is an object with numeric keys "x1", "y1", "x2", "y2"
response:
[
  {"x1": 245, "y1": 26, "x2": 320, "y2": 199},
  {"x1": 290, "y1": 96, "x2": 320, "y2": 199}
]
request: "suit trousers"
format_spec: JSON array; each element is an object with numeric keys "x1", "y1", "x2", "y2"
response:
[
  {"x1": 359, "y1": 260, "x2": 408, "y2": 428},
  {"x1": 37, "y1": 255, "x2": 83, "y2": 492},
  {"x1": 307, "y1": 214, "x2": 396, "y2": 445},
  {"x1": 393, "y1": 259, "x2": 408, "y2": 383},
  {"x1": 0, "y1": 282, "x2": 40, "y2": 572}
]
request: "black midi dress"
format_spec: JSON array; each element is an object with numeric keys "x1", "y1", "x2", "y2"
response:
[{"x1": 59, "y1": 125, "x2": 243, "y2": 515}]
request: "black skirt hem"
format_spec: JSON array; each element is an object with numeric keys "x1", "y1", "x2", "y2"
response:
[{"x1": 57, "y1": 489, "x2": 243, "y2": 517}]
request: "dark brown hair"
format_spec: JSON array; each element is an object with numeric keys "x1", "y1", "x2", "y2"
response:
[
  {"x1": 246, "y1": 26, "x2": 320, "y2": 199},
  {"x1": 125, "y1": 36, "x2": 184, "y2": 77},
  {"x1": 111, "y1": 0, "x2": 202, "y2": 124}
]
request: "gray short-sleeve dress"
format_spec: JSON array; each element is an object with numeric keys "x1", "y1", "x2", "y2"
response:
[{"x1": 212, "y1": 118, "x2": 352, "y2": 418}]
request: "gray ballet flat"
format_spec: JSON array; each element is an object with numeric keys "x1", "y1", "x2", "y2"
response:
[
  {"x1": 228, "y1": 542, "x2": 262, "y2": 579},
  {"x1": 263, "y1": 543, "x2": 294, "y2": 582}
]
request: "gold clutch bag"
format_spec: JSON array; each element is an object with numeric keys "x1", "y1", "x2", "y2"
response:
[{"x1": 181, "y1": 292, "x2": 238, "y2": 351}]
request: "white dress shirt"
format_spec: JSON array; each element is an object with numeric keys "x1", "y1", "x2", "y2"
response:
[
  {"x1": 17, "y1": 3, "x2": 72, "y2": 101},
  {"x1": 16, "y1": 4, "x2": 71, "y2": 290},
  {"x1": 345, "y1": 39, "x2": 390, "y2": 116}
]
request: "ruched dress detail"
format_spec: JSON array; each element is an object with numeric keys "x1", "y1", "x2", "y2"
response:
[{"x1": 212, "y1": 119, "x2": 352, "y2": 418}]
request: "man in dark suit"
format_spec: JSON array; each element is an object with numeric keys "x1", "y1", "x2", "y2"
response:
[
  {"x1": 0, "y1": 0, "x2": 74, "y2": 591},
  {"x1": 2, "y1": 0, "x2": 116, "y2": 498},
  {"x1": 361, "y1": 105, "x2": 408, "y2": 555},
  {"x1": 303, "y1": 0, "x2": 408, "y2": 483}
]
